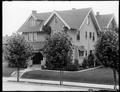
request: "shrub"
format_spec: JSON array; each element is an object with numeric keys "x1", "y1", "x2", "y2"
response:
[
  {"x1": 82, "y1": 58, "x2": 89, "y2": 68},
  {"x1": 74, "y1": 59, "x2": 79, "y2": 67}
]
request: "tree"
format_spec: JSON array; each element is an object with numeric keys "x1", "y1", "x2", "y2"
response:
[
  {"x1": 4, "y1": 33, "x2": 33, "y2": 81},
  {"x1": 43, "y1": 31, "x2": 73, "y2": 85},
  {"x1": 95, "y1": 29, "x2": 119, "y2": 90},
  {"x1": 42, "y1": 25, "x2": 51, "y2": 34},
  {"x1": 43, "y1": 32, "x2": 73, "y2": 70}
]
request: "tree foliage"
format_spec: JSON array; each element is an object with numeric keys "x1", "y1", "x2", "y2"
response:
[
  {"x1": 95, "y1": 29, "x2": 119, "y2": 71},
  {"x1": 95, "y1": 29, "x2": 119, "y2": 89},
  {"x1": 4, "y1": 33, "x2": 34, "y2": 68},
  {"x1": 42, "y1": 25, "x2": 51, "y2": 34},
  {"x1": 43, "y1": 32, "x2": 73, "y2": 70}
]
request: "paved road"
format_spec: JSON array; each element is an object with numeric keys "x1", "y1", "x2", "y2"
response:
[{"x1": 3, "y1": 77, "x2": 97, "y2": 91}]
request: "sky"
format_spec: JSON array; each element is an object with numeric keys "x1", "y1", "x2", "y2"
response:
[{"x1": 2, "y1": 1, "x2": 119, "y2": 36}]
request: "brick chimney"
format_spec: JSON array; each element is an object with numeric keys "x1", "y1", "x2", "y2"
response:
[
  {"x1": 32, "y1": 10, "x2": 37, "y2": 14},
  {"x1": 96, "y1": 12, "x2": 100, "y2": 16}
]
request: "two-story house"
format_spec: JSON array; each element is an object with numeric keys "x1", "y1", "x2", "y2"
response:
[{"x1": 18, "y1": 8, "x2": 116, "y2": 65}]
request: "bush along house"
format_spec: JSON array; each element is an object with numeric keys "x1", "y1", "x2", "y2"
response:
[{"x1": 17, "y1": 8, "x2": 117, "y2": 65}]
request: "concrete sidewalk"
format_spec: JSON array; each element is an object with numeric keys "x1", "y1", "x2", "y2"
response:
[{"x1": 4, "y1": 77, "x2": 119, "y2": 90}]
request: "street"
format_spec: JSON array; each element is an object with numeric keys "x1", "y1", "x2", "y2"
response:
[{"x1": 2, "y1": 77, "x2": 98, "y2": 91}]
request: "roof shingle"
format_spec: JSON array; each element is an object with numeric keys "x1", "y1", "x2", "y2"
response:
[
  {"x1": 18, "y1": 8, "x2": 91, "y2": 32},
  {"x1": 56, "y1": 8, "x2": 91, "y2": 29},
  {"x1": 96, "y1": 14, "x2": 113, "y2": 29}
]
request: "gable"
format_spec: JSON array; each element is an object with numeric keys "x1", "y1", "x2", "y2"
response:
[
  {"x1": 44, "y1": 8, "x2": 91, "y2": 30},
  {"x1": 47, "y1": 14, "x2": 65, "y2": 34},
  {"x1": 96, "y1": 14, "x2": 113, "y2": 29},
  {"x1": 18, "y1": 15, "x2": 43, "y2": 32}
]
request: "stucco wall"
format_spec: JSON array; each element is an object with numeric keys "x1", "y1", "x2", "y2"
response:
[
  {"x1": 73, "y1": 14, "x2": 98, "y2": 64},
  {"x1": 22, "y1": 32, "x2": 48, "y2": 42},
  {"x1": 48, "y1": 14, "x2": 65, "y2": 35}
]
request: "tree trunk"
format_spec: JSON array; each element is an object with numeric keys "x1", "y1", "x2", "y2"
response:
[
  {"x1": 17, "y1": 66, "x2": 19, "y2": 82},
  {"x1": 59, "y1": 69, "x2": 63, "y2": 85},
  {"x1": 17, "y1": 59, "x2": 20, "y2": 82},
  {"x1": 113, "y1": 68, "x2": 117, "y2": 90}
]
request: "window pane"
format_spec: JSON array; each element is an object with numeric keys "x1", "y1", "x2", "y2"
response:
[
  {"x1": 29, "y1": 33, "x2": 33, "y2": 41},
  {"x1": 33, "y1": 33, "x2": 37, "y2": 41},
  {"x1": 85, "y1": 31, "x2": 87, "y2": 38},
  {"x1": 77, "y1": 31, "x2": 80, "y2": 40},
  {"x1": 93, "y1": 32, "x2": 95, "y2": 41},
  {"x1": 89, "y1": 32, "x2": 92, "y2": 39}
]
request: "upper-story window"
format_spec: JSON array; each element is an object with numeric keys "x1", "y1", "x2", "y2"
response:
[
  {"x1": 77, "y1": 31, "x2": 80, "y2": 40},
  {"x1": 87, "y1": 15, "x2": 90, "y2": 25},
  {"x1": 85, "y1": 31, "x2": 87, "y2": 39},
  {"x1": 93, "y1": 32, "x2": 95, "y2": 41},
  {"x1": 28, "y1": 33, "x2": 33, "y2": 42},
  {"x1": 89, "y1": 32, "x2": 92, "y2": 39},
  {"x1": 33, "y1": 33, "x2": 37, "y2": 41}
]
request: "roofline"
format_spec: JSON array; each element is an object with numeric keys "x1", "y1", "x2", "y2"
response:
[
  {"x1": 78, "y1": 8, "x2": 92, "y2": 30},
  {"x1": 91, "y1": 9, "x2": 101, "y2": 31},
  {"x1": 106, "y1": 15, "x2": 114, "y2": 28},
  {"x1": 43, "y1": 10, "x2": 70, "y2": 29},
  {"x1": 17, "y1": 14, "x2": 35, "y2": 33},
  {"x1": 78, "y1": 8, "x2": 101, "y2": 31}
]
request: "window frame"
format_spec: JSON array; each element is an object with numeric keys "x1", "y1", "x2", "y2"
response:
[
  {"x1": 89, "y1": 32, "x2": 92, "y2": 39},
  {"x1": 85, "y1": 31, "x2": 87, "y2": 39},
  {"x1": 93, "y1": 32, "x2": 95, "y2": 41},
  {"x1": 77, "y1": 31, "x2": 80, "y2": 41}
]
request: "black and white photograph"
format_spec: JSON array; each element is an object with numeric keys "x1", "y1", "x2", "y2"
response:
[{"x1": 2, "y1": 1, "x2": 119, "y2": 91}]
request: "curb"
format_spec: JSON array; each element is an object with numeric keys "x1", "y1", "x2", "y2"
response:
[{"x1": 6, "y1": 77, "x2": 119, "y2": 90}]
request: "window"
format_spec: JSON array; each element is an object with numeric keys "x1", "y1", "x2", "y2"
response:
[
  {"x1": 87, "y1": 15, "x2": 90, "y2": 25},
  {"x1": 93, "y1": 32, "x2": 95, "y2": 41},
  {"x1": 33, "y1": 33, "x2": 37, "y2": 41},
  {"x1": 89, "y1": 32, "x2": 92, "y2": 39},
  {"x1": 79, "y1": 50, "x2": 84, "y2": 57},
  {"x1": 90, "y1": 50, "x2": 92, "y2": 54},
  {"x1": 85, "y1": 51, "x2": 87, "y2": 56},
  {"x1": 77, "y1": 31, "x2": 80, "y2": 40},
  {"x1": 28, "y1": 33, "x2": 33, "y2": 42},
  {"x1": 85, "y1": 31, "x2": 87, "y2": 39}
]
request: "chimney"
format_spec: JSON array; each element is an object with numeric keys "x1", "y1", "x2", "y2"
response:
[
  {"x1": 32, "y1": 10, "x2": 37, "y2": 14},
  {"x1": 96, "y1": 12, "x2": 100, "y2": 16}
]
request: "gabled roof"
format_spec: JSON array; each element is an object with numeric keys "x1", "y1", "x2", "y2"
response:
[
  {"x1": 34, "y1": 12, "x2": 51, "y2": 21},
  {"x1": 18, "y1": 12, "x2": 51, "y2": 32},
  {"x1": 45, "y1": 8, "x2": 91, "y2": 29},
  {"x1": 96, "y1": 14, "x2": 114, "y2": 29}
]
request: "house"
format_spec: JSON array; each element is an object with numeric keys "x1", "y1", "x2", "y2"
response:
[
  {"x1": 96, "y1": 12, "x2": 117, "y2": 30},
  {"x1": 17, "y1": 8, "x2": 116, "y2": 65}
]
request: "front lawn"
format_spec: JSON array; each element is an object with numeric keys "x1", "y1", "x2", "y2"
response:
[
  {"x1": 2, "y1": 62, "x2": 25, "y2": 77},
  {"x1": 21, "y1": 67, "x2": 119, "y2": 85}
]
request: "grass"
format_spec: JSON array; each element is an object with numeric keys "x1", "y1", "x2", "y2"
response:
[
  {"x1": 21, "y1": 67, "x2": 119, "y2": 85},
  {"x1": 2, "y1": 62, "x2": 25, "y2": 77}
]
